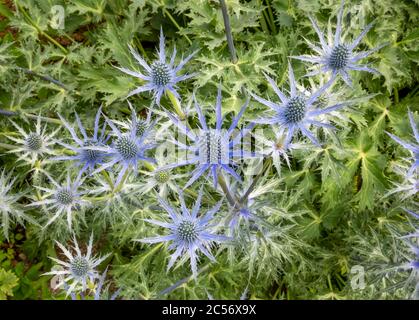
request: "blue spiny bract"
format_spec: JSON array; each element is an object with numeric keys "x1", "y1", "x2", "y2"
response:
[
  {"x1": 158, "y1": 86, "x2": 255, "y2": 188},
  {"x1": 137, "y1": 189, "x2": 228, "y2": 277},
  {"x1": 386, "y1": 110, "x2": 419, "y2": 177},
  {"x1": 27, "y1": 173, "x2": 88, "y2": 231},
  {"x1": 251, "y1": 62, "x2": 348, "y2": 148},
  {"x1": 6, "y1": 115, "x2": 58, "y2": 166},
  {"x1": 43, "y1": 233, "x2": 110, "y2": 296},
  {"x1": 0, "y1": 169, "x2": 35, "y2": 240},
  {"x1": 54, "y1": 107, "x2": 109, "y2": 178},
  {"x1": 292, "y1": 0, "x2": 384, "y2": 86},
  {"x1": 91, "y1": 107, "x2": 156, "y2": 188},
  {"x1": 116, "y1": 28, "x2": 197, "y2": 105}
]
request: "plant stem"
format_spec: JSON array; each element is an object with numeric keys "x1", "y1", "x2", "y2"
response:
[
  {"x1": 240, "y1": 156, "x2": 272, "y2": 203},
  {"x1": 162, "y1": 8, "x2": 193, "y2": 45},
  {"x1": 15, "y1": 67, "x2": 69, "y2": 91},
  {"x1": 393, "y1": 87, "x2": 399, "y2": 104},
  {"x1": 16, "y1": 3, "x2": 68, "y2": 54},
  {"x1": 217, "y1": 172, "x2": 238, "y2": 208},
  {"x1": 0, "y1": 109, "x2": 62, "y2": 125},
  {"x1": 158, "y1": 263, "x2": 211, "y2": 296},
  {"x1": 219, "y1": 0, "x2": 238, "y2": 64},
  {"x1": 266, "y1": 0, "x2": 277, "y2": 34}
]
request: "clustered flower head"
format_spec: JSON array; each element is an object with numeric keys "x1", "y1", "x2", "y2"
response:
[
  {"x1": 251, "y1": 62, "x2": 348, "y2": 148},
  {"x1": 27, "y1": 173, "x2": 88, "y2": 231},
  {"x1": 138, "y1": 188, "x2": 227, "y2": 277},
  {"x1": 160, "y1": 86, "x2": 255, "y2": 188},
  {"x1": 92, "y1": 107, "x2": 156, "y2": 187},
  {"x1": 116, "y1": 28, "x2": 197, "y2": 105},
  {"x1": 44, "y1": 233, "x2": 110, "y2": 295},
  {"x1": 292, "y1": 0, "x2": 384, "y2": 86},
  {"x1": 2, "y1": 1, "x2": 399, "y2": 299},
  {"x1": 54, "y1": 107, "x2": 109, "y2": 178},
  {"x1": 6, "y1": 115, "x2": 58, "y2": 166}
]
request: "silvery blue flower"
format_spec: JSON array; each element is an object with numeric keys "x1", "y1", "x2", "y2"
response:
[
  {"x1": 116, "y1": 28, "x2": 197, "y2": 105},
  {"x1": 0, "y1": 169, "x2": 35, "y2": 240},
  {"x1": 6, "y1": 115, "x2": 58, "y2": 166},
  {"x1": 54, "y1": 107, "x2": 109, "y2": 178},
  {"x1": 65, "y1": 267, "x2": 121, "y2": 300},
  {"x1": 160, "y1": 86, "x2": 255, "y2": 188},
  {"x1": 111, "y1": 102, "x2": 157, "y2": 139},
  {"x1": 91, "y1": 108, "x2": 156, "y2": 187},
  {"x1": 43, "y1": 233, "x2": 110, "y2": 295},
  {"x1": 292, "y1": 0, "x2": 383, "y2": 86},
  {"x1": 27, "y1": 173, "x2": 88, "y2": 231},
  {"x1": 137, "y1": 189, "x2": 227, "y2": 277},
  {"x1": 250, "y1": 62, "x2": 347, "y2": 148},
  {"x1": 386, "y1": 110, "x2": 419, "y2": 176}
]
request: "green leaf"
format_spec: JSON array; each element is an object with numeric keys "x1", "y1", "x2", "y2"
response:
[{"x1": 0, "y1": 268, "x2": 19, "y2": 300}]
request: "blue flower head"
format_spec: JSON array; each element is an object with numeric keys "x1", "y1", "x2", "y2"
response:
[
  {"x1": 65, "y1": 267, "x2": 121, "y2": 300},
  {"x1": 116, "y1": 28, "x2": 197, "y2": 105},
  {"x1": 292, "y1": 0, "x2": 384, "y2": 86},
  {"x1": 27, "y1": 173, "x2": 88, "y2": 231},
  {"x1": 161, "y1": 86, "x2": 255, "y2": 189},
  {"x1": 251, "y1": 62, "x2": 347, "y2": 148},
  {"x1": 92, "y1": 107, "x2": 156, "y2": 187},
  {"x1": 386, "y1": 110, "x2": 419, "y2": 177},
  {"x1": 43, "y1": 233, "x2": 110, "y2": 296},
  {"x1": 55, "y1": 107, "x2": 109, "y2": 178},
  {"x1": 138, "y1": 188, "x2": 228, "y2": 277},
  {"x1": 6, "y1": 115, "x2": 58, "y2": 166}
]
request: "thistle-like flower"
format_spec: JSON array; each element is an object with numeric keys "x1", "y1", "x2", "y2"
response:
[
  {"x1": 0, "y1": 169, "x2": 35, "y2": 240},
  {"x1": 292, "y1": 0, "x2": 383, "y2": 86},
  {"x1": 43, "y1": 233, "x2": 110, "y2": 295},
  {"x1": 27, "y1": 173, "x2": 88, "y2": 231},
  {"x1": 138, "y1": 168, "x2": 187, "y2": 198},
  {"x1": 116, "y1": 28, "x2": 197, "y2": 105},
  {"x1": 253, "y1": 128, "x2": 292, "y2": 175},
  {"x1": 161, "y1": 86, "x2": 255, "y2": 188},
  {"x1": 92, "y1": 108, "x2": 156, "y2": 187},
  {"x1": 219, "y1": 175, "x2": 280, "y2": 231},
  {"x1": 137, "y1": 189, "x2": 227, "y2": 277},
  {"x1": 386, "y1": 110, "x2": 419, "y2": 176},
  {"x1": 54, "y1": 107, "x2": 109, "y2": 177},
  {"x1": 111, "y1": 103, "x2": 156, "y2": 140},
  {"x1": 64, "y1": 267, "x2": 121, "y2": 300},
  {"x1": 6, "y1": 116, "x2": 58, "y2": 166},
  {"x1": 251, "y1": 63, "x2": 347, "y2": 148}
]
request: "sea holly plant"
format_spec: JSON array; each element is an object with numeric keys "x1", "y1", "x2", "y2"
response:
[
  {"x1": 116, "y1": 28, "x2": 198, "y2": 106},
  {"x1": 54, "y1": 107, "x2": 110, "y2": 178},
  {"x1": 292, "y1": 0, "x2": 384, "y2": 86},
  {"x1": 137, "y1": 189, "x2": 227, "y2": 277},
  {"x1": 250, "y1": 63, "x2": 348, "y2": 148},
  {"x1": 0, "y1": 0, "x2": 417, "y2": 301},
  {"x1": 0, "y1": 169, "x2": 35, "y2": 240},
  {"x1": 44, "y1": 233, "x2": 110, "y2": 295},
  {"x1": 5, "y1": 115, "x2": 59, "y2": 167},
  {"x1": 159, "y1": 86, "x2": 255, "y2": 189},
  {"x1": 27, "y1": 173, "x2": 89, "y2": 231}
]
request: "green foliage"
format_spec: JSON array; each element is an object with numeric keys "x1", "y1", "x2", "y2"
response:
[
  {"x1": 0, "y1": 0, "x2": 417, "y2": 300},
  {"x1": 0, "y1": 268, "x2": 18, "y2": 300}
]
